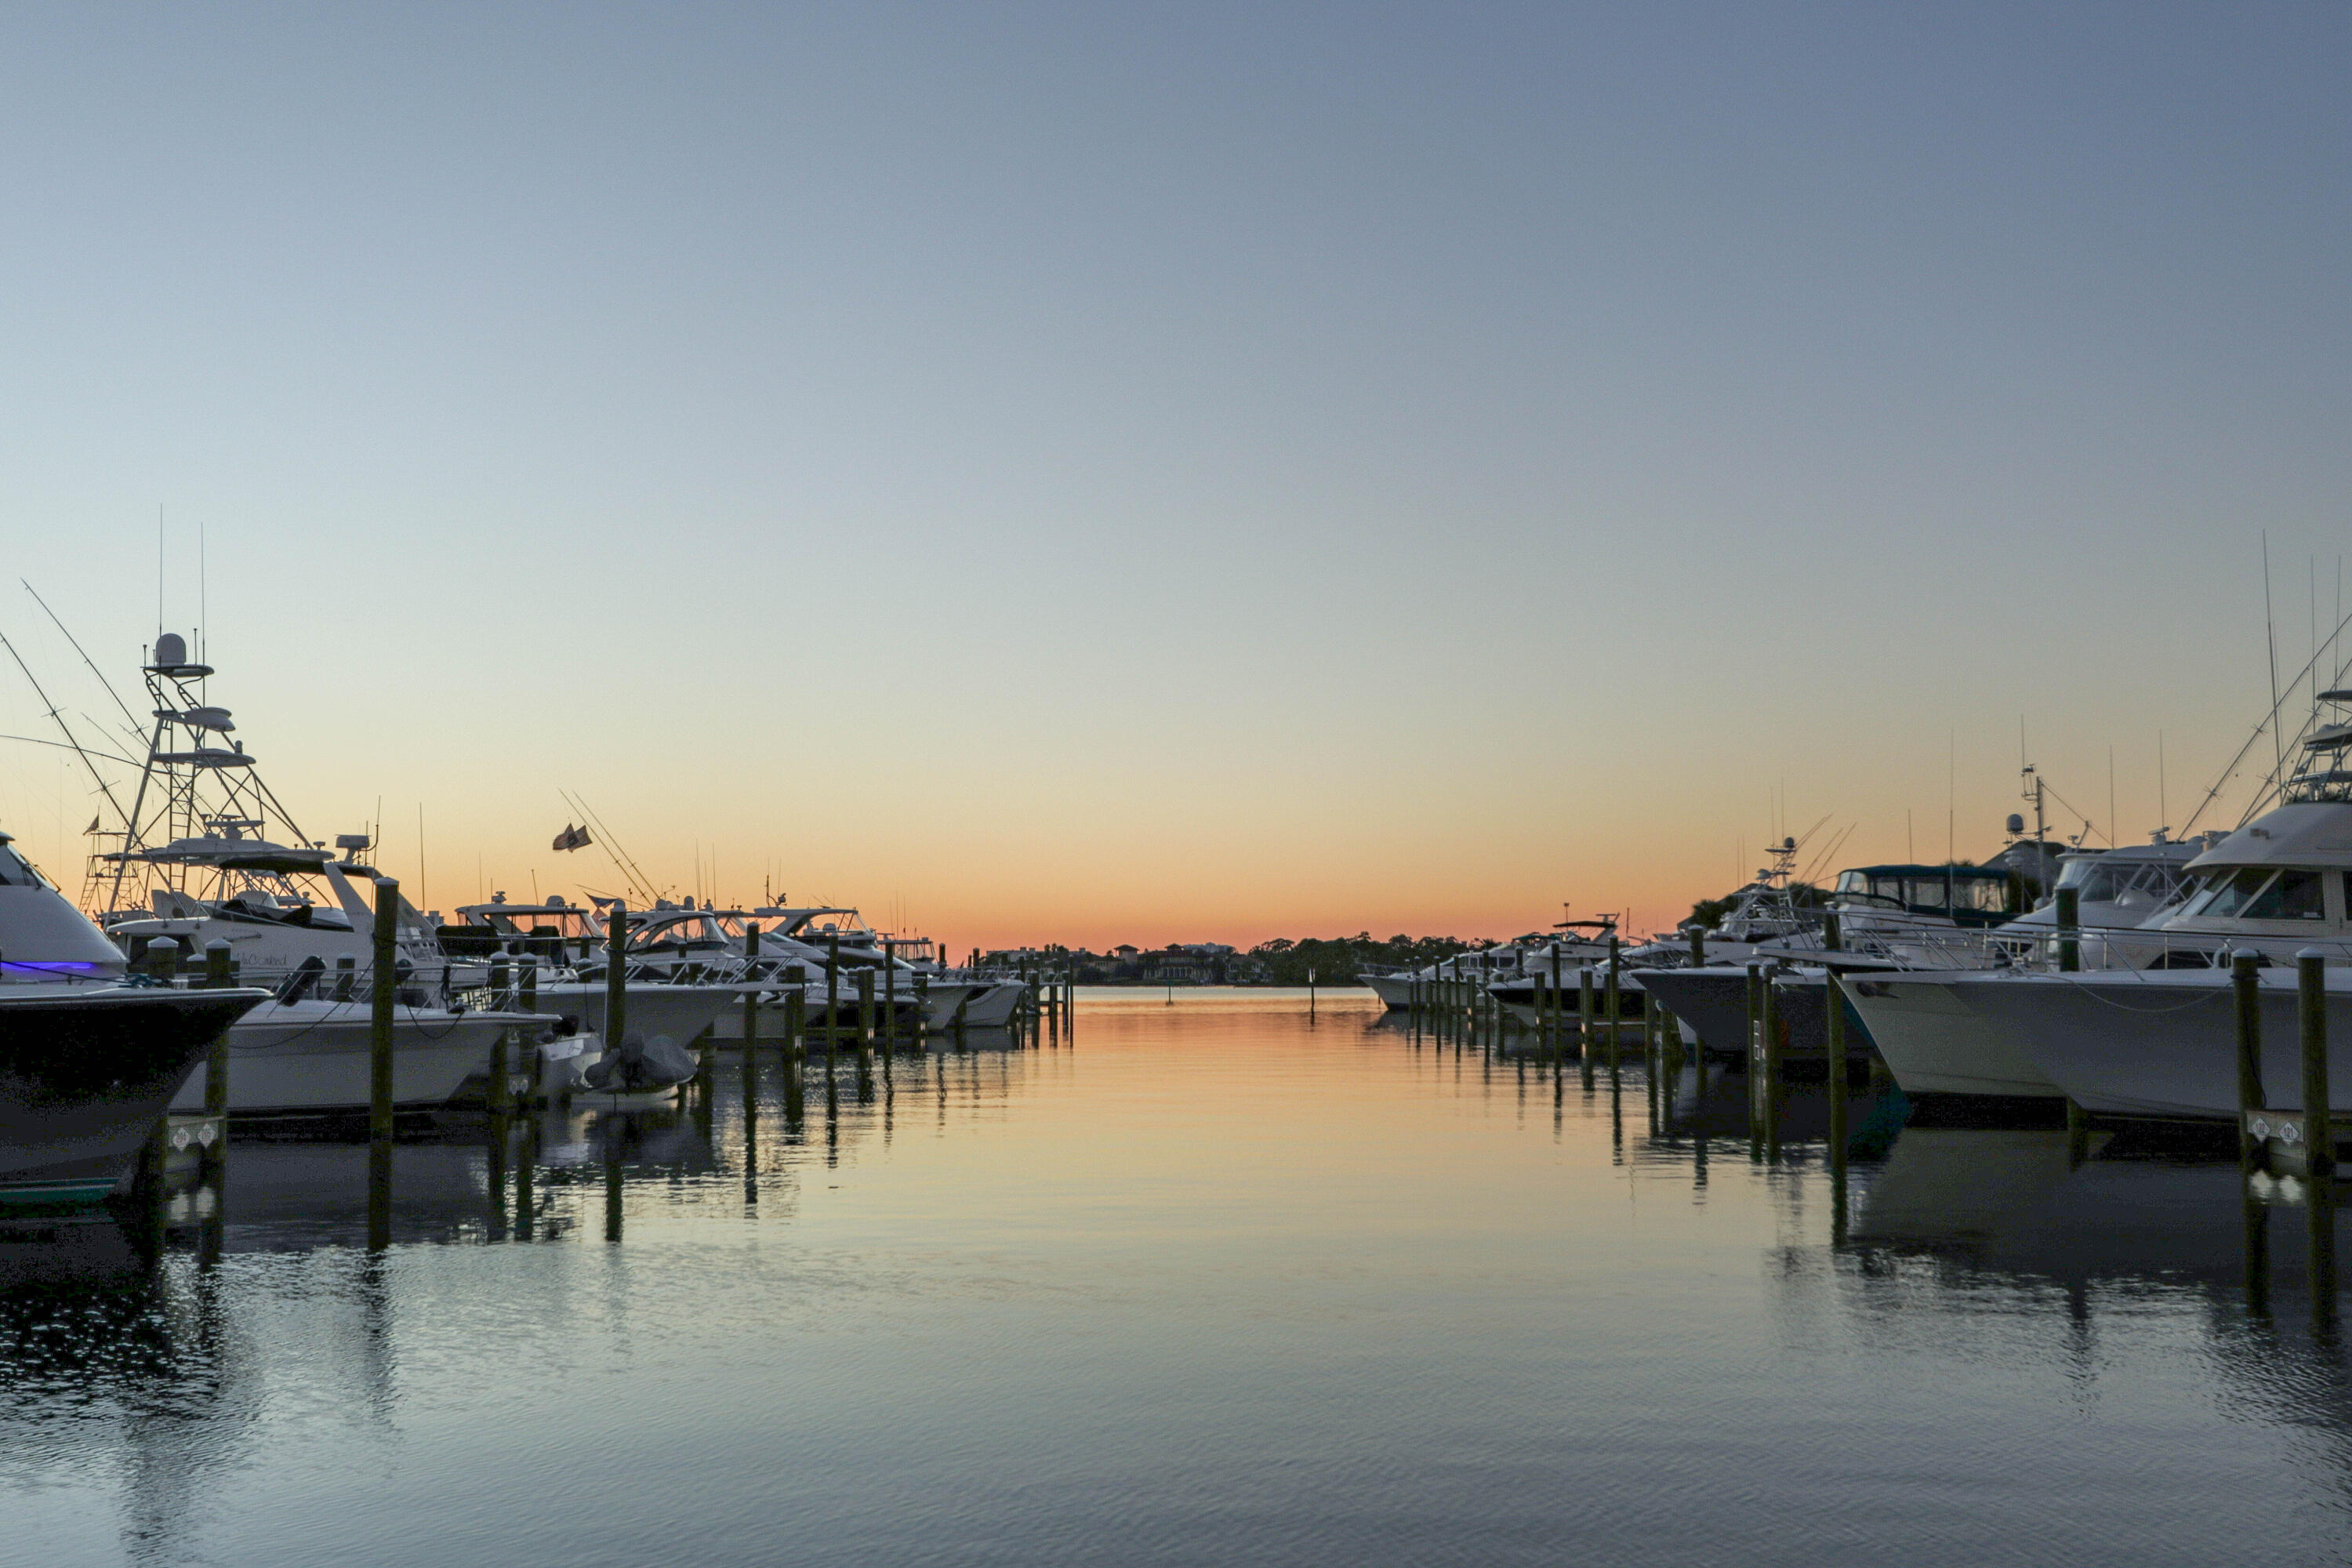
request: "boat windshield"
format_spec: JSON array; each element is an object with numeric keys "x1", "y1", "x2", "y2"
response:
[
  {"x1": 2187, "y1": 866, "x2": 2329, "y2": 922},
  {"x1": 2055, "y1": 856, "x2": 2189, "y2": 910},
  {"x1": 632, "y1": 913, "x2": 734, "y2": 953},
  {"x1": 2187, "y1": 867, "x2": 2279, "y2": 920},
  {"x1": 0, "y1": 841, "x2": 49, "y2": 888}
]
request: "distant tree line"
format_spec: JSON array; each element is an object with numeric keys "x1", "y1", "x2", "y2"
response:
[{"x1": 1247, "y1": 932, "x2": 1488, "y2": 985}]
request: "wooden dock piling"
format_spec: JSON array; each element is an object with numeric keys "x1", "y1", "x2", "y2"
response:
[
  {"x1": 2234, "y1": 949, "x2": 2263, "y2": 1173},
  {"x1": 1578, "y1": 967, "x2": 1595, "y2": 1090},
  {"x1": 2300, "y1": 949, "x2": 2332, "y2": 1183},
  {"x1": 605, "y1": 899, "x2": 629, "y2": 1062},
  {"x1": 368, "y1": 877, "x2": 399, "y2": 1251},
  {"x1": 743, "y1": 922, "x2": 763, "y2": 1058}
]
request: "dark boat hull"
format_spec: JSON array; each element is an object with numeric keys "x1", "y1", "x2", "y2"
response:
[{"x1": 0, "y1": 988, "x2": 264, "y2": 1204}]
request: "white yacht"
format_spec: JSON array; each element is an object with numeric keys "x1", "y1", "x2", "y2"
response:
[
  {"x1": 0, "y1": 829, "x2": 265, "y2": 1201},
  {"x1": 1842, "y1": 835, "x2": 2208, "y2": 1100},
  {"x1": 1852, "y1": 701, "x2": 2352, "y2": 1111}
]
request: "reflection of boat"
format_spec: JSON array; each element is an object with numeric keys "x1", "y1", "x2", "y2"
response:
[
  {"x1": 533, "y1": 1105, "x2": 714, "y2": 1173},
  {"x1": 211, "y1": 1138, "x2": 497, "y2": 1248},
  {"x1": 1850, "y1": 1127, "x2": 2269, "y2": 1300},
  {"x1": 0, "y1": 828, "x2": 266, "y2": 1202}
]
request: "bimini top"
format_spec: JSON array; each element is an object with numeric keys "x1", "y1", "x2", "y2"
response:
[{"x1": 101, "y1": 836, "x2": 332, "y2": 874}]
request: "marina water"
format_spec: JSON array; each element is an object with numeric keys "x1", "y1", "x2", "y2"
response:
[{"x1": 5, "y1": 990, "x2": 2347, "y2": 1566}]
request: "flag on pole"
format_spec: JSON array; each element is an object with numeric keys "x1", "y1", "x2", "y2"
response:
[{"x1": 552, "y1": 824, "x2": 593, "y2": 852}]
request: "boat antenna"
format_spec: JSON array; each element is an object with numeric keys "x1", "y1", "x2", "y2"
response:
[
  {"x1": 559, "y1": 788, "x2": 658, "y2": 906},
  {"x1": 0, "y1": 625, "x2": 132, "y2": 833},
  {"x1": 2177, "y1": 597, "x2": 2352, "y2": 833},
  {"x1": 2264, "y1": 532, "x2": 2285, "y2": 779},
  {"x1": 21, "y1": 583, "x2": 147, "y2": 739}
]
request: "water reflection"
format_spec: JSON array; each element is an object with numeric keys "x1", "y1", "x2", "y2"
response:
[{"x1": 5, "y1": 1002, "x2": 2352, "y2": 1565}]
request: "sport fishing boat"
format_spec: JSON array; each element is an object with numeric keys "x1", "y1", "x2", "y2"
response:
[
  {"x1": 89, "y1": 634, "x2": 445, "y2": 984},
  {"x1": 1637, "y1": 854, "x2": 2027, "y2": 1063},
  {"x1": 1839, "y1": 835, "x2": 2208, "y2": 1101},
  {"x1": 0, "y1": 829, "x2": 266, "y2": 1202},
  {"x1": 1849, "y1": 699, "x2": 2352, "y2": 1113}
]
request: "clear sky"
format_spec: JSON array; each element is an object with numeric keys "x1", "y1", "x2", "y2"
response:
[{"x1": 2, "y1": 3, "x2": 2347, "y2": 953}]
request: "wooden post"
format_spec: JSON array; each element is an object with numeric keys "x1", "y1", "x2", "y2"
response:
[
  {"x1": 743, "y1": 922, "x2": 762, "y2": 1059},
  {"x1": 784, "y1": 989, "x2": 806, "y2": 1123},
  {"x1": 2300, "y1": 948, "x2": 2332, "y2": 1182},
  {"x1": 1826, "y1": 968, "x2": 1849, "y2": 1174},
  {"x1": 335, "y1": 953, "x2": 356, "y2": 1003},
  {"x1": 605, "y1": 899, "x2": 629, "y2": 1059},
  {"x1": 1605, "y1": 935, "x2": 1622, "y2": 1077},
  {"x1": 1547, "y1": 942, "x2": 1563, "y2": 1061},
  {"x1": 2234, "y1": 950, "x2": 2263, "y2": 1173},
  {"x1": 2056, "y1": 885, "x2": 2080, "y2": 973},
  {"x1": 521, "y1": 959, "x2": 541, "y2": 1104},
  {"x1": 856, "y1": 967, "x2": 876, "y2": 1079},
  {"x1": 2300, "y1": 946, "x2": 2338, "y2": 1323},
  {"x1": 1578, "y1": 967, "x2": 1595, "y2": 1089},
  {"x1": 144, "y1": 935, "x2": 180, "y2": 985},
  {"x1": 201, "y1": 939, "x2": 231, "y2": 1175},
  {"x1": 1759, "y1": 965, "x2": 1782, "y2": 1146},
  {"x1": 883, "y1": 938, "x2": 898, "y2": 1056},
  {"x1": 825, "y1": 936, "x2": 840, "y2": 1073},
  {"x1": 1689, "y1": 927, "x2": 1705, "y2": 967},
  {"x1": 368, "y1": 877, "x2": 399, "y2": 1250},
  {"x1": 1308, "y1": 965, "x2": 1316, "y2": 1022}
]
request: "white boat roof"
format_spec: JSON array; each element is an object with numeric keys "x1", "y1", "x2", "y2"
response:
[
  {"x1": 104, "y1": 835, "x2": 331, "y2": 872},
  {"x1": 2186, "y1": 802, "x2": 2352, "y2": 873}
]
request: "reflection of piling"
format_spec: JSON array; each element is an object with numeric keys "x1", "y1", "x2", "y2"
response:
[
  {"x1": 604, "y1": 1128, "x2": 624, "y2": 1243},
  {"x1": 1578, "y1": 967, "x2": 1595, "y2": 1091}
]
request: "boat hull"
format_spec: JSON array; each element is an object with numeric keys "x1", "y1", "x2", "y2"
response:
[
  {"x1": 1363, "y1": 975, "x2": 1417, "y2": 1011},
  {"x1": 1841, "y1": 971, "x2": 2062, "y2": 1098},
  {"x1": 1960, "y1": 970, "x2": 2352, "y2": 1120},
  {"x1": 172, "y1": 1004, "x2": 513, "y2": 1117},
  {"x1": 524, "y1": 984, "x2": 736, "y2": 1050},
  {"x1": 0, "y1": 986, "x2": 263, "y2": 1202}
]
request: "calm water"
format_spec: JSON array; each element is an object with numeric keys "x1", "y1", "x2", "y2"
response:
[{"x1": 7, "y1": 990, "x2": 2352, "y2": 1566}]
